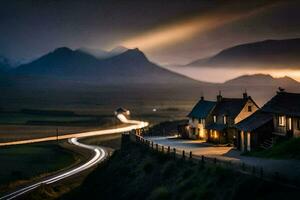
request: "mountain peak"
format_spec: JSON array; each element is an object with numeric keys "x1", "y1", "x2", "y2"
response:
[
  {"x1": 52, "y1": 47, "x2": 74, "y2": 54},
  {"x1": 116, "y1": 48, "x2": 147, "y2": 60},
  {"x1": 110, "y1": 46, "x2": 128, "y2": 54}
]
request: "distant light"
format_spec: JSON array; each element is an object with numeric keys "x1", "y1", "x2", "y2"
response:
[{"x1": 152, "y1": 108, "x2": 157, "y2": 112}]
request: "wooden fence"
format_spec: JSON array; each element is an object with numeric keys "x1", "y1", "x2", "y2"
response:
[{"x1": 128, "y1": 132, "x2": 300, "y2": 189}]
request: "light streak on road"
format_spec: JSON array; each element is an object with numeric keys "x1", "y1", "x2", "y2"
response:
[
  {"x1": 0, "y1": 114, "x2": 149, "y2": 147},
  {"x1": 0, "y1": 138, "x2": 106, "y2": 200},
  {"x1": 0, "y1": 113, "x2": 149, "y2": 199}
]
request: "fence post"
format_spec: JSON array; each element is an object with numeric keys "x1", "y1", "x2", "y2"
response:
[
  {"x1": 173, "y1": 148, "x2": 176, "y2": 159},
  {"x1": 182, "y1": 150, "x2": 185, "y2": 160},
  {"x1": 156, "y1": 144, "x2": 158, "y2": 151},
  {"x1": 252, "y1": 166, "x2": 256, "y2": 175},
  {"x1": 214, "y1": 157, "x2": 217, "y2": 164},
  {"x1": 151, "y1": 141, "x2": 154, "y2": 149},
  {"x1": 162, "y1": 146, "x2": 164, "y2": 153},
  {"x1": 241, "y1": 162, "x2": 245, "y2": 170},
  {"x1": 189, "y1": 151, "x2": 192, "y2": 159},
  {"x1": 167, "y1": 146, "x2": 170, "y2": 154},
  {"x1": 201, "y1": 155, "x2": 205, "y2": 164}
]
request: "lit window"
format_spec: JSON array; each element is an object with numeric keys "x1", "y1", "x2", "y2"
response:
[
  {"x1": 278, "y1": 115, "x2": 286, "y2": 126},
  {"x1": 287, "y1": 118, "x2": 292, "y2": 130},
  {"x1": 213, "y1": 115, "x2": 217, "y2": 123},
  {"x1": 248, "y1": 106, "x2": 252, "y2": 112},
  {"x1": 199, "y1": 118, "x2": 204, "y2": 124},
  {"x1": 223, "y1": 116, "x2": 227, "y2": 124},
  {"x1": 214, "y1": 130, "x2": 218, "y2": 139}
]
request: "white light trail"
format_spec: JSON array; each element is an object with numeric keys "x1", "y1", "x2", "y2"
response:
[{"x1": 0, "y1": 113, "x2": 149, "y2": 199}]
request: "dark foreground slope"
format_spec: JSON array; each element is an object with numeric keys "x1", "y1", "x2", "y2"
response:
[{"x1": 25, "y1": 141, "x2": 300, "y2": 200}]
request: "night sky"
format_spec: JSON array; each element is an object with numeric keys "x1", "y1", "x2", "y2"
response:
[{"x1": 1, "y1": 0, "x2": 300, "y2": 66}]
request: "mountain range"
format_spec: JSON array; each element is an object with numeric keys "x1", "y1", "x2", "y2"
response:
[
  {"x1": 187, "y1": 38, "x2": 300, "y2": 69},
  {"x1": 1, "y1": 38, "x2": 300, "y2": 89},
  {"x1": 14, "y1": 47, "x2": 199, "y2": 85},
  {"x1": 1, "y1": 41, "x2": 300, "y2": 112}
]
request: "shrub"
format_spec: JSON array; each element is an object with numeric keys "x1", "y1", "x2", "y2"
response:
[
  {"x1": 148, "y1": 186, "x2": 170, "y2": 200},
  {"x1": 143, "y1": 161, "x2": 154, "y2": 174}
]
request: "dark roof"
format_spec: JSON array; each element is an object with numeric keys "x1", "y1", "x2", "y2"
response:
[
  {"x1": 235, "y1": 110, "x2": 273, "y2": 132},
  {"x1": 206, "y1": 123, "x2": 226, "y2": 131},
  {"x1": 187, "y1": 100, "x2": 216, "y2": 119},
  {"x1": 115, "y1": 107, "x2": 128, "y2": 113},
  {"x1": 262, "y1": 92, "x2": 300, "y2": 117},
  {"x1": 211, "y1": 98, "x2": 248, "y2": 118}
]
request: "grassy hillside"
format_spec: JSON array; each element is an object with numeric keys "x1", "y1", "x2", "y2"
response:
[
  {"x1": 0, "y1": 142, "x2": 79, "y2": 194},
  {"x1": 246, "y1": 138, "x2": 300, "y2": 160},
  {"x1": 26, "y1": 140, "x2": 300, "y2": 200}
]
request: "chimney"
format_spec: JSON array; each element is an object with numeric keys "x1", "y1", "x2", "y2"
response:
[
  {"x1": 277, "y1": 87, "x2": 285, "y2": 94},
  {"x1": 217, "y1": 91, "x2": 222, "y2": 102},
  {"x1": 243, "y1": 91, "x2": 248, "y2": 99}
]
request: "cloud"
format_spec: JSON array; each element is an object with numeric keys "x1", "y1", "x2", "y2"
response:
[{"x1": 121, "y1": 2, "x2": 278, "y2": 52}]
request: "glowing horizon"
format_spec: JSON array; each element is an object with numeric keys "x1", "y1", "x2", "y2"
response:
[{"x1": 164, "y1": 65, "x2": 300, "y2": 83}]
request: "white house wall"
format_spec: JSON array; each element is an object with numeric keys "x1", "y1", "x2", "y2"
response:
[{"x1": 235, "y1": 99, "x2": 259, "y2": 124}]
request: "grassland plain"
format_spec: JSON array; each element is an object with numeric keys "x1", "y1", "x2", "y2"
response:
[
  {"x1": 0, "y1": 141, "x2": 84, "y2": 195},
  {"x1": 0, "y1": 111, "x2": 124, "y2": 142},
  {"x1": 24, "y1": 140, "x2": 300, "y2": 200}
]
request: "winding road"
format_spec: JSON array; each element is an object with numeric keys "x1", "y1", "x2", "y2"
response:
[{"x1": 0, "y1": 114, "x2": 149, "y2": 200}]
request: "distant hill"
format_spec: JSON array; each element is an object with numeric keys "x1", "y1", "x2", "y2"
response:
[
  {"x1": 14, "y1": 47, "x2": 201, "y2": 85},
  {"x1": 187, "y1": 38, "x2": 300, "y2": 69},
  {"x1": 224, "y1": 74, "x2": 300, "y2": 87}
]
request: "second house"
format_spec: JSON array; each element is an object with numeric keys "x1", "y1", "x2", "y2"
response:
[{"x1": 187, "y1": 92, "x2": 259, "y2": 144}]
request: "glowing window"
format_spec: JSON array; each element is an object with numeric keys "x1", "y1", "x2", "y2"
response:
[
  {"x1": 287, "y1": 118, "x2": 292, "y2": 130},
  {"x1": 213, "y1": 130, "x2": 218, "y2": 139},
  {"x1": 223, "y1": 116, "x2": 227, "y2": 124},
  {"x1": 213, "y1": 115, "x2": 217, "y2": 123},
  {"x1": 278, "y1": 115, "x2": 285, "y2": 126}
]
